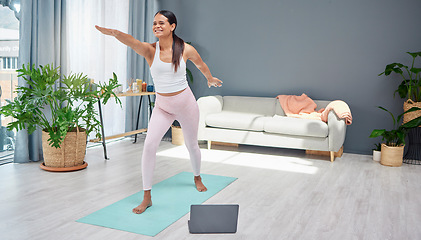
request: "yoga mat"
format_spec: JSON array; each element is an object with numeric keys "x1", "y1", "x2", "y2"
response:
[{"x1": 76, "y1": 172, "x2": 237, "y2": 236}]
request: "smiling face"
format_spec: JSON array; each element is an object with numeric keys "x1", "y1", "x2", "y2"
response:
[{"x1": 153, "y1": 14, "x2": 175, "y2": 38}]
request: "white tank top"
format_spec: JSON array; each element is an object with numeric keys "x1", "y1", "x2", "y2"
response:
[{"x1": 150, "y1": 41, "x2": 188, "y2": 93}]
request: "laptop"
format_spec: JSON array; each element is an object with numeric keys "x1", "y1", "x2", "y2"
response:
[{"x1": 188, "y1": 204, "x2": 239, "y2": 234}]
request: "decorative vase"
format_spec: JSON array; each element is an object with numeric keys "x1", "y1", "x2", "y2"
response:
[
  {"x1": 40, "y1": 128, "x2": 88, "y2": 171},
  {"x1": 373, "y1": 150, "x2": 381, "y2": 162},
  {"x1": 380, "y1": 143, "x2": 404, "y2": 167}
]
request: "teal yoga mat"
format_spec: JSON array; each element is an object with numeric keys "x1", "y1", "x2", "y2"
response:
[{"x1": 76, "y1": 172, "x2": 237, "y2": 236}]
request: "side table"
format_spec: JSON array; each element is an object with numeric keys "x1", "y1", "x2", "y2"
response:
[{"x1": 94, "y1": 91, "x2": 155, "y2": 159}]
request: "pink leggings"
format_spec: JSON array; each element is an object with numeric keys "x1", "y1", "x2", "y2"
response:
[{"x1": 142, "y1": 87, "x2": 201, "y2": 190}]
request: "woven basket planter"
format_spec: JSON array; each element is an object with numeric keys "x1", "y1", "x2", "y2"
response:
[
  {"x1": 41, "y1": 128, "x2": 87, "y2": 170},
  {"x1": 403, "y1": 99, "x2": 421, "y2": 126},
  {"x1": 380, "y1": 143, "x2": 404, "y2": 167},
  {"x1": 171, "y1": 125, "x2": 184, "y2": 145}
]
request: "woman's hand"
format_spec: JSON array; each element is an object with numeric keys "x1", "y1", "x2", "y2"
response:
[
  {"x1": 207, "y1": 77, "x2": 223, "y2": 88},
  {"x1": 95, "y1": 25, "x2": 117, "y2": 36}
]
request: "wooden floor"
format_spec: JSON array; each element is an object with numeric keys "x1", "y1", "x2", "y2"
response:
[{"x1": 1, "y1": 136, "x2": 421, "y2": 240}]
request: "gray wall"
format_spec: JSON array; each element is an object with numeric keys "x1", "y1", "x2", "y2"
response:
[{"x1": 157, "y1": 0, "x2": 421, "y2": 155}]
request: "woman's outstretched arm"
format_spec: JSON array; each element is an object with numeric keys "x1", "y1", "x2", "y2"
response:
[
  {"x1": 184, "y1": 44, "x2": 223, "y2": 88},
  {"x1": 95, "y1": 25, "x2": 154, "y2": 60}
]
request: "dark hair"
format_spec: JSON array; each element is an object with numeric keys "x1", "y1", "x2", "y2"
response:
[{"x1": 155, "y1": 10, "x2": 184, "y2": 72}]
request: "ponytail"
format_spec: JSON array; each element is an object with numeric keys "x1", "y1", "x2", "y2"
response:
[
  {"x1": 172, "y1": 32, "x2": 184, "y2": 72},
  {"x1": 155, "y1": 10, "x2": 184, "y2": 72}
]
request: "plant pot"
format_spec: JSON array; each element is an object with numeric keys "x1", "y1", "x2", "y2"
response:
[
  {"x1": 403, "y1": 99, "x2": 421, "y2": 126},
  {"x1": 373, "y1": 150, "x2": 381, "y2": 162},
  {"x1": 40, "y1": 161, "x2": 88, "y2": 172},
  {"x1": 41, "y1": 128, "x2": 87, "y2": 170},
  {"x1": 380, "y1": 143, "x2": 404, "y2": 167},
  {"x1": 171, "y1": 125, "x2": 184, "y2": 145}
]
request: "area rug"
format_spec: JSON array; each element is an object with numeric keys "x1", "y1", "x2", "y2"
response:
[{"x1": 76, "y1": 172, "x2": 237, "y2": 236}]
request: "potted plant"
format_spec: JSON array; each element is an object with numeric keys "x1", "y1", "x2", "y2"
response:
[
  {"x1": 0, "y1": 64, "x2": 121, "y2": 171},
  {"x1": 369, "y1": 106, "x2": 421, "y2": 167},
  {"x1": 378, "y1": 51, "x2": 421, "y2": 124},
  {"x1": 372, "y1": 143, "x2": 381, "y2": 162}
]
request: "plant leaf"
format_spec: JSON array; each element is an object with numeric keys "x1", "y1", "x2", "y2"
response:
[
  {"x1": 378, "y1": 106, "x2": 396, "y2": 126},
  {"x1": 186, "y1": 68, "x2": 193, "y2": 83},
  {"x1": 381, "y1": 63, "x2": 406, "y2": 76},
  {"x1": 410, "y1": 67, "x2": 421, "y2": 74},
  {"x1": 407, "y1": 51, "x2": 421, "y2": 58},
  {"x1": 402, "y1": 112, "x2": 421, "y2": 128},
  {"x1": 394, "y1": 81, "x2": 408, "y2": 99},
  {"x1": 369, "y1": 129, "x2": 385, "y2": 138}
]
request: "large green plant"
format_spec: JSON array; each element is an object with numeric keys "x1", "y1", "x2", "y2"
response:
[
  {"x1": 0, "y1": 64, "x2": 121, "y2": 148},
  {"x1": 369, "y1": 106, "x2": 421, "y2": 146},
  {"x1": 378, "y1": 51, "x2": 421, "y2": 102}
]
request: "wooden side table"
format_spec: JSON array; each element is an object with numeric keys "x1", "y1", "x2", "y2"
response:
[{"x1": 94, "y1": 91, "x2": 155, "y2": 159}]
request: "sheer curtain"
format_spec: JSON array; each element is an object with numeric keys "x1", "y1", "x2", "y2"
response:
[{"x1": 66, "y1": 0, "x2": 129, "y2": 138}]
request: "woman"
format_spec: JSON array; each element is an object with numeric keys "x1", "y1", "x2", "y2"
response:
[{"x1": 96, "y1": 10, "x2": 222, "y2": 214}]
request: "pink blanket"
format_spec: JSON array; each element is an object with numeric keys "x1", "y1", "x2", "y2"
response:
[
  {"x1": 320, "y1": 100, "x2": 352, "y2": 125},
  {"x1": 276, "y1": 94, "x2": 352, "y2": 125},
  {"x1": 276, "y1": 93, "x2": 319, "y2": 115}
]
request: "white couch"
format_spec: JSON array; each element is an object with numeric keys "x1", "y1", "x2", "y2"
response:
[{"x1": 197, "y1": 95, "x2": 348, "y2": 162}]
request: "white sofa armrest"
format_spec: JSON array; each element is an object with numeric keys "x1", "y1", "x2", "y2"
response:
[
  {"x1": 197, "y1": 95, "x2": 223, "y2": 140},
  {"x1": 327, "y1": 110, "x2": 347, "y2": 152}
]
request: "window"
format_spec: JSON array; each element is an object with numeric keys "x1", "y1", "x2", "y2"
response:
[
  {"x1": 1, "y1": 57, "x2": 18, "y2": 70},
  {"x1": 0, "y1": 5, "x2": 19, "y2": 165}
]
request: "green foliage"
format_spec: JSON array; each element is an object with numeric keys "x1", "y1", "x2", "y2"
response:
[
  {"x1": 379, "y1": 51, "x2": 421, "y2": 101},
  {"x1": 369, "y1": 106, "x2": 421, "y2": 146},
  {"x1": 372, "y1": 143, "x2": 381, "y2": 151},
  {"x1": 186, "y1": 68, "x2": 193, "y2": 83},
  {"x1": 0, "y1": 64, "x2": 122, "y2": 148},
  {"x1": 185, "y1": 41, "x2": 193, "y2": 83}
]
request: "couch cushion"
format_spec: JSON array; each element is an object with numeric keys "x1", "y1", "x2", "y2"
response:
[
  {"x1": 264, "y1": 115, "x2": 328, "y2": 137},
  {"x1": 222, "y1": 96, "x2": 276, "y2": 116},
  {"x1": 206, "y1": 112, "x2": 272, "y2": 131}
]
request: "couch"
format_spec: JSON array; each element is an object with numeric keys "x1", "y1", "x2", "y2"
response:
[{"x1": 197, "y1": 95, "x2": 348, "y2": 162}]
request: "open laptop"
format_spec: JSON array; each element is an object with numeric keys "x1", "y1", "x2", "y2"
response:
[{"x1": 188, "y1": 204, "x2": 239, "y2": 234}]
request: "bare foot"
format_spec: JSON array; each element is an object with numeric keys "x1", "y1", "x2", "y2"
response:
[
  {"x1": 194, "y1": 175, "x2": 207, "y2": 192},
  {"x1": 133, "y1": 190, "x2": 152, "y2": 214}
]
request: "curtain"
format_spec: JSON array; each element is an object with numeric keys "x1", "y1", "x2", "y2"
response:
[
  {"x1": 66, "y1": 0, "x2": 129, "y2": 139},
  {"x1": 16, "y1": 0, "x2": 66, "y2": 163},
  {"x1": 126, "y1": 0, "x2": 157, "y2": 132},
  {"x1": 16, "y1": 0, "x2": 130, "y2": 163}
]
